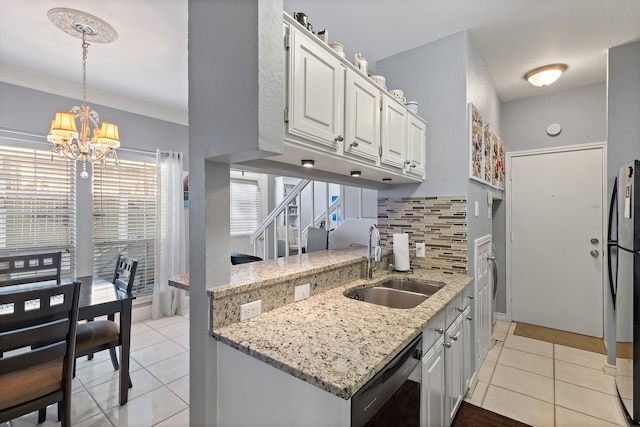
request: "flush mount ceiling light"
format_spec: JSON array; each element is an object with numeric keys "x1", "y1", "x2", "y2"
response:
[
  {"x1": 301, "y1": 159, "x2": 315, "y2": 168},
  {"x1": 350, "y1": 171, "x2": 361, "y2": 177},
  {"x1": 46, "y1": 8, "x2": 120, "y2": 178},
  {"x1": 524, "y1": 63, "x2": 568, "y2": 87}
]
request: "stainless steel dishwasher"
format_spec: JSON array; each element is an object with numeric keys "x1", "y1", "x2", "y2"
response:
[{"x1": 351, "y1": 334, "x2": 422, "y2": 427}]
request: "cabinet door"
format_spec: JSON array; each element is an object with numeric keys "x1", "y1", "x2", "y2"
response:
[
  {"x1": 406, "y1": 114, "x2": 426, "y2": 178},
  {"x1": 344, "y1": 71, "x2": 381, "y2": 162},
  {"x1": 445, "y1": 315, "x2": 464, "y2": 425},
  {"x1": 421, "y1": 336, "x2": 446, "y2": 427},
  {"x1": 380, "y1": 95, "x2": 407, "y2": 169},
  {"x1": 288, "y1": 27, "x2": 345, "y2": 149}
]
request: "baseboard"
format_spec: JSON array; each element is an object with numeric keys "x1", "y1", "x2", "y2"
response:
[
  {"x1": 465, "y1": 372, "x2": 479, "y2": 398},
  {"x1": 493, "y1": 312, "x2": 508, "y2": 322},
  {"x1": 603, "y1": 362, "x2": 616, "y2": 376},
  {"x1": 132, "y1": 300, "x2": 152, "y2": 323},
  {"x1": 130, "y1": 295, "x2": 190, "y2": 323}
]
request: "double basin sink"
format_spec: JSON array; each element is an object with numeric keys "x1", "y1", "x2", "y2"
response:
[{"x1": 345, "y1": 278, "x2": 445, "y2": 309}]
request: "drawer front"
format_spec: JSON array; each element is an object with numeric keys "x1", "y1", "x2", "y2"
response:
[
  {"x1": 446, "y1": 294, "x2": 464, "y2": 328},
  {"x1": 422, "y1": 310, "x2": 446, "y2": 353}
]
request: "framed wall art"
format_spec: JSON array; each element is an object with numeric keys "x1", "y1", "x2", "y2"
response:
[{"x1": 468, "y1": 102, "x2": 505, "y2": 190}]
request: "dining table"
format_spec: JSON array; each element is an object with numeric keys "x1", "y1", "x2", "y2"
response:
[{"x1": 0, "y1": 275, "x2": 134, "y2": 406}]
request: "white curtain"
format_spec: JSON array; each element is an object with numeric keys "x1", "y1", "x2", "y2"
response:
[{"x1": 152, "y1": 150, "x2": 187, "y2": 319}]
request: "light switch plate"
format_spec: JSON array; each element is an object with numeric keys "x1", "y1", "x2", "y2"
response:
[
  {"x1": 415, "y1": 242, "x2": 426, "y2": 258},
  {"x1": 294, "y1": 283, "x2": 311, "y2": 302}
]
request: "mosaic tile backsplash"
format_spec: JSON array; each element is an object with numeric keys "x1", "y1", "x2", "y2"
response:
[{"x1": 378, "y1": 196, "x2": 468, "y2": 274}]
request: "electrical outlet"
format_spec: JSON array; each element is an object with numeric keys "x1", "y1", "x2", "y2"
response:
[
  {"x1": 415, "y1": 242, "x2": 426, "y2": 258},
  {"x1": 240, "y1": 300, "x2": 262, "y2": 321},
  {"x1": 294, "y1": 283, "x2": 311, "y2": 302}
]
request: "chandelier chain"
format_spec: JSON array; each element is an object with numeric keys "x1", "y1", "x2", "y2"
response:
[{"x1": 82, "y1": 31, "x2": 88, "y2": 108}]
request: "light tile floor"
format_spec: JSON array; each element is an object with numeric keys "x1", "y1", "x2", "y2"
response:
[
  {"x1": 465, "y1": 320, "x2": 628, "y2": 426},
  {"x1": 2, "y1": 316, "x2": 629, "y2": 426},
  {"x1": 2, "y1": 311, "x2": 191, "y2": 427}
]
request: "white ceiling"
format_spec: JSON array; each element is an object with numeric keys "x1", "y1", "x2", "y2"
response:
[{"x1": 1, "y1": 0, "x2": 639, "y2": 126}]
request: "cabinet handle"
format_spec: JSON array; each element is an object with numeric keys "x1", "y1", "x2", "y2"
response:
[
  {"x1": 335, "y1": 135, "x2": 344, "y2": 142},
  {"x1": 443, "y1": 342, "x2": 451, "y2": 348},
  {"x1": 468, "y1": 295, "x2": 474, "y2": 299},
  {"x1": 451, "y1": 333, "x2": 460, "y2": 341},
  {"x1": 466, "y1": 316, "x2": 473, "y2": 321},
  {"x1": 410, "y1": 162, "x2": 417, "y2": 168},
  {"x1": 456, "y1": 307, "x2": 464, "y2": 313},
  {"x1": 350, "y1": 141, "x2": 359, "y2": 148},
  {"x1": 435, "y1": 327, "x2": 444, "y2": 335}
]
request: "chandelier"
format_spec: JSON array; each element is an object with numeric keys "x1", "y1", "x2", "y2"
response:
[{"x1": 47, "y1": 8, "x2": 120, "y2": 178}]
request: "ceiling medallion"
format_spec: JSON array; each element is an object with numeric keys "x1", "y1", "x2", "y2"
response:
[{"x1": 47, "y1": 8, "x2": 118, "y2": 44}]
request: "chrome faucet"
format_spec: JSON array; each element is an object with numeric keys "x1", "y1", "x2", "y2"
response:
[{"x1": 367, "y1": 224, "x2": 381, "y2": 280}]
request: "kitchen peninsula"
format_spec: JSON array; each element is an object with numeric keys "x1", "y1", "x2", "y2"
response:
[{"x1": 174, "y1": 247, "x2": 472, "y2": 426}]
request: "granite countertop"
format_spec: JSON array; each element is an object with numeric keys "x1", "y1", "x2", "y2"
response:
[
  {"x1": 212, "y1": 268, "x2": 472, "y2": 400},
  {"x1": 168, "y1": 273, "x2": 189, "y2": 291}
]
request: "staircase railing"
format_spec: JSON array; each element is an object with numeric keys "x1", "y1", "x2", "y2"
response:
[
  {"x1": 250, "y1": 179, "x2": 310, "y2": 258},
  {"x1": 250, "y1": 180, "x2": 346, "y2": 260}
]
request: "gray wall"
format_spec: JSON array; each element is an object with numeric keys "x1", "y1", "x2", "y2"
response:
[
  {"x1": 0, "y1": 82, "x2": 187, "y2": 153},
  {"x1": 0, "y1": 82, "x2": 188, "y2": 276},
  {"x1": 188, "y1": 1, "x2": 284, "y2": 425},
  {"x1": 501, "y1": 83, "x2": 606, "y2": 151},
  {"x1": 376, "y1": 31, "x2": 469, "y2": 198},
  {"x1": 606, "y1": 40, "x2": 640, "y2": 366},
  {"x1": 376, "y1": 32, "x2": 503, "y2": 294},
  {"x1": 465, "y1": 35, "x2": 503, "y2": 306}
]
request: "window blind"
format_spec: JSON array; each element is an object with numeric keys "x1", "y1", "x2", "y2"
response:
[
  {"x1": 230, "y1": 178, "x2": 260, "y2": 236},
  {"x1": 0, "y1": 144, "x2": 76, "y2": 279},
  {"x1": 92, "y1": 158, "x2": 156, "y2": 295}
]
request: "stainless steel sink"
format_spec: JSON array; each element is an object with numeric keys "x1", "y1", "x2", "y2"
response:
[
  {"x1": 344, "y1": 287, "x2": 428, "y2": 309},
  {"x1": 378, "y1": 278, "x2": 445, "y2": 297}
]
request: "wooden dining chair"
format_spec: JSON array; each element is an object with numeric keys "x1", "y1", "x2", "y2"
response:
[
  {"x1": 0, "y1": 252, "x2": 62, "y2": 287},
  {"x1": 0, "y1": 281, "x2": 81, "y2": 426},
  {"x1": 75, "y1": 255, "x2": 137, "y2": 372}
]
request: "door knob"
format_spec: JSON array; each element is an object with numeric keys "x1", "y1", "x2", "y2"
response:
[
  {"x1": 350, "y1": 141, "x2": 358, "y2": 148},
  {"x1": 590, "y1": 249, "x2": 599, "y2": 258}
]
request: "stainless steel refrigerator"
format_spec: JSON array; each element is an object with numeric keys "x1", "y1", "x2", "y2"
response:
[{"x1": 610, "y1": 160, "x2": 640, "y2": 424}]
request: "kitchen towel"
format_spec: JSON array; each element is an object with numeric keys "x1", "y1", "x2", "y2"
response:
[{"x1": 393, "y1": 233, "x2": 410, "y2": 271}]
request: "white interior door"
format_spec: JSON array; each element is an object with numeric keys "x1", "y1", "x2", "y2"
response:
[
  {"x1": 508, "y1": 145, "x2": 604, "y2": 337},
  {"x1": 475, "y1": 235, "x2": 492, "y2": 369}
]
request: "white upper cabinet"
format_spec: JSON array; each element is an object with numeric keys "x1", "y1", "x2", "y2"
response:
[
  {"x1": 282, "y1": 14, "x2": 427, "y2": 184},
  {"x1": 406, "y1": 113, "x2": 427, "y2": 179},
  {"x1": 287, "y1": 25, "x2": 345, "y2": 151},
  {"x1": 344, "y1": 70, "x2": 381, "y2": 163},
  {"x1": 380, "y1": 95, "x2": 407, "y2": 169}
]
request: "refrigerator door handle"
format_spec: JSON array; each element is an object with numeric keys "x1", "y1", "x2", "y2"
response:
[{"x1": 607, "y1": 177, "x2": 618, "y2": 309}]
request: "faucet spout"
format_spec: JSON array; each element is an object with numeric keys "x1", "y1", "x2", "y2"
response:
[{"x1": 367, "y1": 224, "x2": 381, "y2": 280}]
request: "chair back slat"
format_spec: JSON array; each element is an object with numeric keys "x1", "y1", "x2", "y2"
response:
[
  {"x1": 0, "y1": 319, "x2": 70, "y2": 351},
  {"x1": 0, "y1": 253, "x2": 62, "y2": 287},
  {"x1": 0, "y1": 282, "x2": 80, "y2": 374},
  {"x1": 0, "y1": 342, "x2": 67, "y2": 374},
  {"x1": 112, "y1": 255, "x2": 138, "y2": 295}
]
